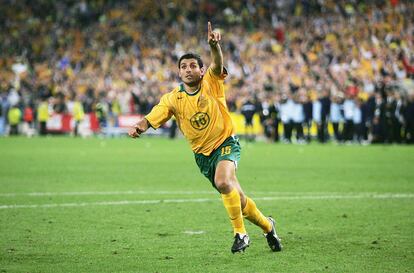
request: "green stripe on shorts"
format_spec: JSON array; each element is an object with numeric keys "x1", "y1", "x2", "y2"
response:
[{"x1": 194, "y1": 136, "x2": 241, "y2": 189}]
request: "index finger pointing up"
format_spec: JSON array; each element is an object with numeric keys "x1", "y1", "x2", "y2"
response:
[{"x1": 208, "y1": 21, "x2": 212, "y2": 35}]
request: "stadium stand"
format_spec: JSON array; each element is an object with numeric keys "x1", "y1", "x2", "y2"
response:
[{"x1": 0, "y1": 0, "x2": 413, "y2": 143}]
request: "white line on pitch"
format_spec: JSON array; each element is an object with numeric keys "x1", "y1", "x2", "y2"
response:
[
  {"x1": 0, "y1": 190, "x2": 383, "y2": 197},
  {"x1": 0, "y1": 193, "x2": 413, "y2": 210},
  {"x1": 0, "y1": 190, "x2": 215, "y2": 197}
]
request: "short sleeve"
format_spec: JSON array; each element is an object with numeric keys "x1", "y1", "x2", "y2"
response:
[
  {"x1": 145, "y1": 93, "x2": 173, "y2": 129},
  {"x1": 203, "y1": 66, "x2": 228, "y2": 97}
]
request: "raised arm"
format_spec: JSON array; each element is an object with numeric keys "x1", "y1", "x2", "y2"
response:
[{"x1": 208, "y1": 21, "x2": 223, "y2": 76}]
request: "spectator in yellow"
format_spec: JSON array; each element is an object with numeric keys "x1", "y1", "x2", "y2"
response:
[
  {"x1": 37, "y1": 99, "x2": 49, "y2": 136},
  {"x1": 110, "y1": 98, "x2": 121, "y2": 127},
  {"x1": 8, "y1": 105, "x2": 22, "y2": 136},
  {"x1": 72, "y1": 98, "x2": 85, "y2": 137}
]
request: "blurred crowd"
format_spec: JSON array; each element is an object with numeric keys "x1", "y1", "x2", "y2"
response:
[{"x1": 0, "y1": 0, "x2": 413, "y2": 143}]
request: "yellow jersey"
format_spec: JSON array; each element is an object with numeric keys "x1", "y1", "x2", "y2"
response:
[
  {"x1": 37, "y1": 102, "x2": 49, "y2": 122},
  {"x1": 8, "y1": 107, "x2": 22, "y2": 125},
  {"x1": 146, "y1": 67, "x2": 234, "y2": 156},
  {"x1": 73, "y1": 101, "x2": 85, "y2": 121}
]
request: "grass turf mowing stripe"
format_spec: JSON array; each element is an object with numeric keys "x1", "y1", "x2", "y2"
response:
[{"x1": 0, "y1": 193, "x2": 413, "y2": 209}]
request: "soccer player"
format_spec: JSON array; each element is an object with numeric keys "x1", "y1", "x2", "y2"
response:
[{"x1": 128, "y1": 22, "x2": 282, "y2": 254}]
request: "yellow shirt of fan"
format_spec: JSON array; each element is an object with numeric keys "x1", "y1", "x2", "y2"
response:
[{"x1": 145, "y1": 67, "x2": 234, "y2": 156}]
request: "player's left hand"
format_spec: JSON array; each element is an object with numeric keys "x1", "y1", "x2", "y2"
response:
[
  {"x1": 208, "y1": 21, "x2": 221, "y2": 47},
  {"x1": 128, "y1": 125, "x2": 142, "y2": 138}
]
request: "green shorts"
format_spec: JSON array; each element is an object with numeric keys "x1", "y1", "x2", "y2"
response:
[{"x1": 194, "y1": 136, "x2": 241, "y2": 189}]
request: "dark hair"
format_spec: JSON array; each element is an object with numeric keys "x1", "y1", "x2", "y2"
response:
[{"x1": 178, "y1": 53, "x2": 203, "y2": 68}]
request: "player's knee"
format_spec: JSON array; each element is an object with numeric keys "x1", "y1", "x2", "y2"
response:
[{"x1": 214, "y1": 177, "x2": 233, "y2": 194}]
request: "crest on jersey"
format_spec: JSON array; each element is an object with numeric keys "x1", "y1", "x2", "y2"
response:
[
  {"x1": 190, "y1": 112, "x2": 210, "y2": 130},
  {"x1": 198, "y1": 95, "x2": 208, "y2": 108}
]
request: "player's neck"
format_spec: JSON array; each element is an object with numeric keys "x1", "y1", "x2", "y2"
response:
[{"x1": 184, "y1": 83, "x2": 201, "y2": 94}]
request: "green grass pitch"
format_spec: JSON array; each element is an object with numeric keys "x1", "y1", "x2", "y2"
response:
[{"x1": 0, "y1": 137, "x2": 413, "y2": 273}]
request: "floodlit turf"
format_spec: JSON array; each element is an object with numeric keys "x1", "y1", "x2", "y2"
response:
[{"x1": 0, "y1": 136, "x2": 413, "y2": 273}]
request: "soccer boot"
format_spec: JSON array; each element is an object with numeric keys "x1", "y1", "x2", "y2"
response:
[
  {"x1": 231, "y1": 233, "x2": 250, "y2": 253},
  {"x1": 264, "y1": 217, "x2": 282, "y2": 252}
]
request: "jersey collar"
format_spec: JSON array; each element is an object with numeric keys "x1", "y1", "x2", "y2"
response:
[{"x1": 179, "y1": 83, "x2": 201, "y2": 96}]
